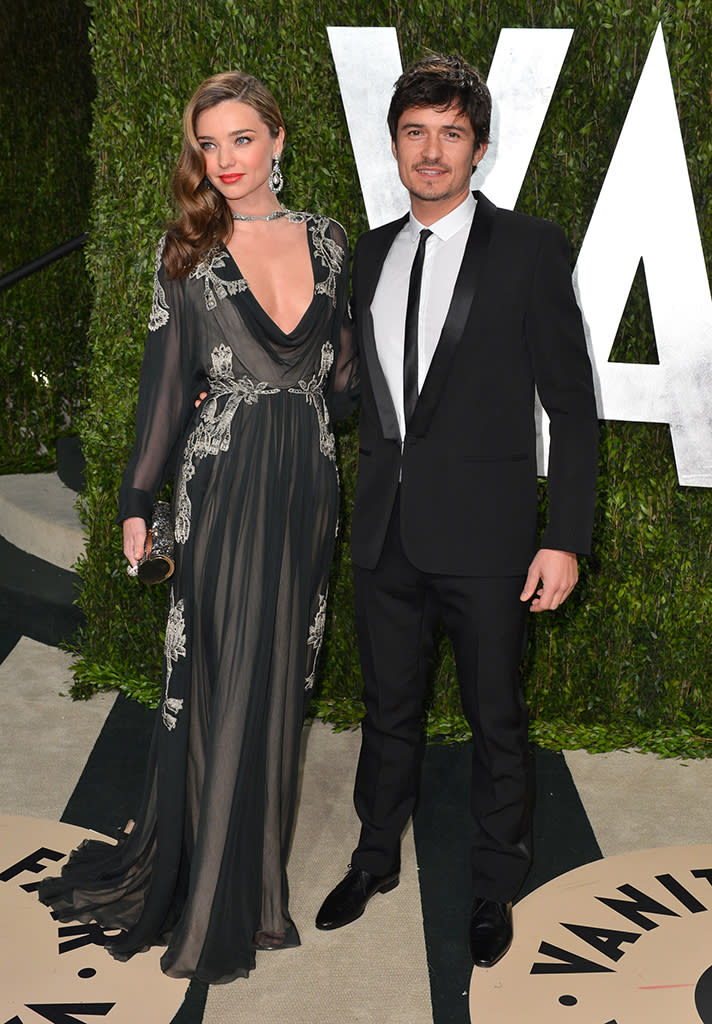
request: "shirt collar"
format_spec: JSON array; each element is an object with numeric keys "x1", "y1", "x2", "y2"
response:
[{"x1": 408, "y1": 191, "x2": 476, "y2": 242}]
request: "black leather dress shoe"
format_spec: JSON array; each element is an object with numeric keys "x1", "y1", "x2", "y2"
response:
[
  {"x1": 468, "y1": 898, "x2": 513, "y2": 967},
  {"x1": 315, "y1": 867, "x2": 399, "y2": 930}
]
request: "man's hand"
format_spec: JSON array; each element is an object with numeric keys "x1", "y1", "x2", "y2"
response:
[
  {"x1": 195, "y1": 390, "x2": 208, "y2": 408},
  {"x1": 520, "y1": 548, "x2": 578, "y2": 612}
]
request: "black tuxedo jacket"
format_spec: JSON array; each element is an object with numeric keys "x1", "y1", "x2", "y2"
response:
[{"x1": 350, "y1": 191, "x2": 599, "y2": 576}]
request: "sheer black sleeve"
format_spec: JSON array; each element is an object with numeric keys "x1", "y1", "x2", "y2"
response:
[
  {"x1": 117, "y1": 238, "x2": 193, "y2": 524},
  {"x1": 326, "y1": 219, "x2": 360, "y2": 423}
]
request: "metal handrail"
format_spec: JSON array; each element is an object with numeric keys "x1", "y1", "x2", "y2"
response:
[{"x1": 0, "y1": 234, "x2": 88, "y2": 293}]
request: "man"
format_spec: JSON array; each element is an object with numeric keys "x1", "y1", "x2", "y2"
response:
[{"x1": 315, "y1": 54, "x2": 599, "y2": 967}]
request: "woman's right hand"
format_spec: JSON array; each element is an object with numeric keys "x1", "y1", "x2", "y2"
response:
[{"x1": 123, "y1": 516, "x2": 147, "y2": 570}]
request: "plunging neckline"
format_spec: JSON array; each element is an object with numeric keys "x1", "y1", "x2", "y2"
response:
[{"x1": 222, "y1": 234, "x2": 317, "y2": 341}]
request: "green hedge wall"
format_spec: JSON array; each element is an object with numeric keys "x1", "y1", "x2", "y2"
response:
[
  {"x1": 72, "y1": 0, "x2": 712, "y2": 758},
  {"x1": 0, "y1": 0, "x2": 94, "y2": 472}
]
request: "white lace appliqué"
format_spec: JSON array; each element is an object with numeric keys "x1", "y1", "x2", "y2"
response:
[
  {"x1": 289, "y1": 342, "x2": 336, "y2": 463},
  {"x1": 305, "y1": 592, "x2": 328, "y2": 691},
  {"x1": 174, "y1": 345, "x2": 279, "y2": 543},
  {"x1": 148, "y1": 234, "x2": 170, "y2": 331},
  {"x1": 162, "y1": 588, "x2": 186, "y2": 730},
  {"x1": 308, "y1": 216, "x2": 344, "y2": 307},
  {"x1": 190, "y1": 248, "x2": 248, "y2": 311}
]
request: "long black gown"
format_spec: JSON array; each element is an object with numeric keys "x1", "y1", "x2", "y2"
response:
[{"x1": 39, "y1": 213, "x2": 356, "y2": 984}]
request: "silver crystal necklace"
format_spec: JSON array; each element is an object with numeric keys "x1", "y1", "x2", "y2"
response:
[{"x1": 230, "y1": 206, "x2": 289, "y2": 222}]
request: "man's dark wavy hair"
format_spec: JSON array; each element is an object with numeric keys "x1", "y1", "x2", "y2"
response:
[{"x1": 387, "y1": 54, "x2": 491, "y2": 147}]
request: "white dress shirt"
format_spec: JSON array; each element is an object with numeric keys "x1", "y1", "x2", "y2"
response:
[{"x1": 371, "y1": 192, "x2": 477, "y2": 442}]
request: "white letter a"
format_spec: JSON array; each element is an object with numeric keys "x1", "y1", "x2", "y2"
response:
[{"x1": 574, "y1": 23, "x2": 712, "y2": 486}]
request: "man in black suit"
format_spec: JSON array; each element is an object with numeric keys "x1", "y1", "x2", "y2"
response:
[{"x1": 316, "y1": 54, "x2": 599, "y2": 967}]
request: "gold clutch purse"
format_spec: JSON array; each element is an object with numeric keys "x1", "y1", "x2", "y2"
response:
[{"x1": 135, "y1": 501, "x2": 175, "y2": 584}]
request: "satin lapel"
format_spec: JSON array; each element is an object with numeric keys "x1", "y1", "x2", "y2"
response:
[
  {"x1": 356, "y1": 215, "x2": 408, "y2": 443},
  {"x1": 408, "y1": 192, "x2": 496, "y2": 437}
]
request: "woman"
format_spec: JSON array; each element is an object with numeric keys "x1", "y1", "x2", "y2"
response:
[{"x1": 39, "y1": 71, "x2": 356, "y2": 984}]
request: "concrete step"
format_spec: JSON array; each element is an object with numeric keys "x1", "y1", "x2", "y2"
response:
[{"x1": 0, "y1": 472, "x2": 84, "y2": 571}]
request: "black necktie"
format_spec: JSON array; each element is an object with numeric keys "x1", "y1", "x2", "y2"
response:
[{"x1": 403, "y1": 228, "x2": 432, "y2": 429}]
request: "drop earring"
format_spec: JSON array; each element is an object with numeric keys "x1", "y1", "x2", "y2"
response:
[{"x1": 269, "y1": 155, "x2": 284, "y2": 194}]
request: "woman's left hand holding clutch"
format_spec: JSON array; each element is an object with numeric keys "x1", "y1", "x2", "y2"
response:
[{"x1": 123, "y1": 516, "x2": 147, "y2": 577}]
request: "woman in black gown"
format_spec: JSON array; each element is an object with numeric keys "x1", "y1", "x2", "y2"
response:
[{"x1": 39, "y1": 71, "x2": 356, "y2": 984}]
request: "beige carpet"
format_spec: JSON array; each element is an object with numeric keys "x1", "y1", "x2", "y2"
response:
[
  {"x1": 5, "y1": 635, "x2": 712, "y2": 1024},
  {"x1": 0, "y1": 637, "x2": 115, "y2": 819},
  {"x1": 564, "y1": 747, "x2": 712, "y2": 856}
]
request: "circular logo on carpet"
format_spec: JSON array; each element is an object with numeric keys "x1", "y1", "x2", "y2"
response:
[
  {"x1": 0, "y1": 815, "x2": 188, "y2": 1024},
  {"x1": 470, "y1": 844, "x2": 712, "y2": 1023}
]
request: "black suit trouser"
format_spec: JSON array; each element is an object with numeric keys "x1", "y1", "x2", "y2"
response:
[{"x1": 351, "y1": 497, "x2": 532, "y2": 901}]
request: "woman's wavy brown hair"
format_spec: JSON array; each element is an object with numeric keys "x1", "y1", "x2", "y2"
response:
[{"x1": 163, "y1": 71, "x2": 285, "y2": 278}]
